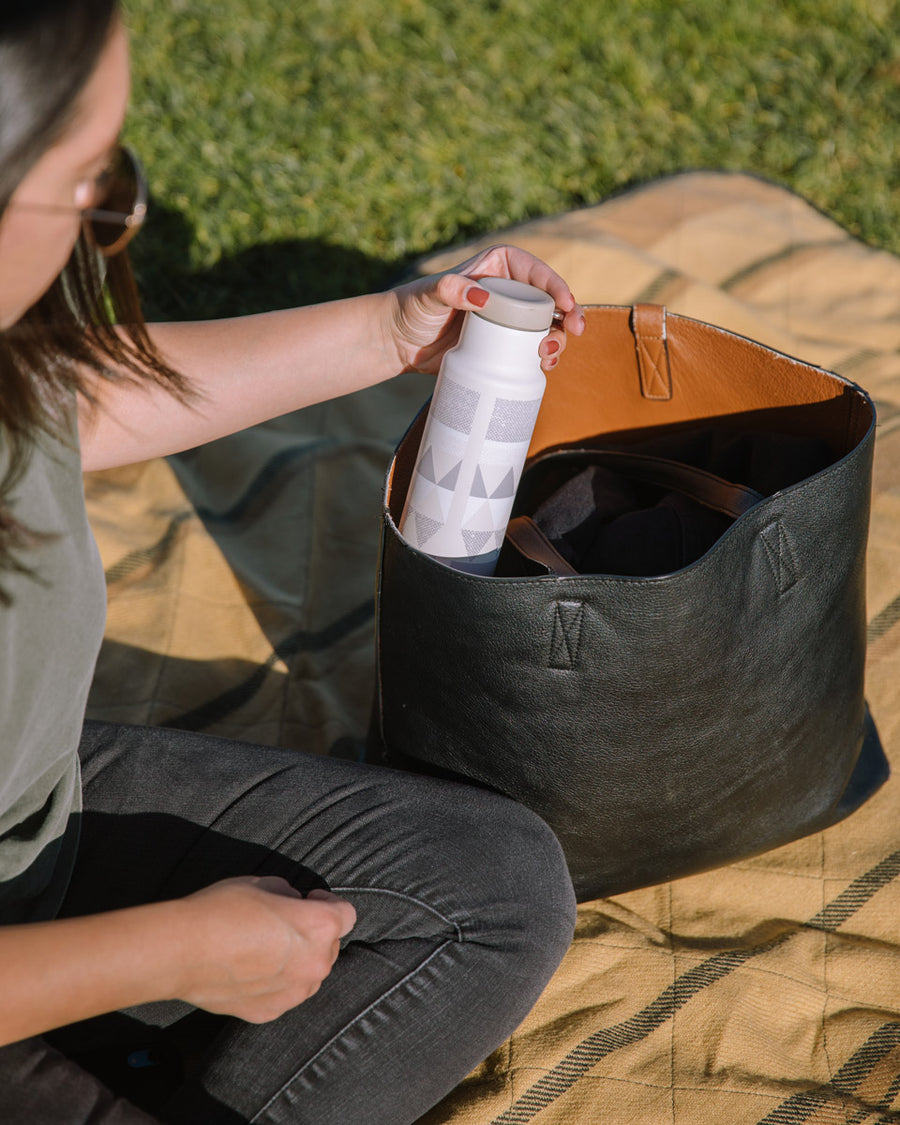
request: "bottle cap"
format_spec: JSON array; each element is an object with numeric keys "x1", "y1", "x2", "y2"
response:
[{"x1": 474, "y1": 277, "x2": 556, "y2": 332}]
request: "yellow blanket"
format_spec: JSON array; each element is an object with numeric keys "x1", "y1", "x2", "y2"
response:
[{"x1": 86, "y1": 172, "x2": 900, "y2": 1124}]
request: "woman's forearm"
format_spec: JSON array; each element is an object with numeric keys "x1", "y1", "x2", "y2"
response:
[
  {"x1": 78, "y1": 290, "x2": 401, "y2": 471},
  {"x1": 77, "y1": 246, "x2": 581, "y2": 473},
  {"x1": 0, "y1": 900, "x2": 186, "y2": 1046},
  {"x1": 0, "y1": 877, "x2": 355, "y2": 1044}
]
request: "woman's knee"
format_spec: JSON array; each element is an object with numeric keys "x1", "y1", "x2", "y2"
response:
[
  {"x1": 374, "y1": 771, "x2": 576, "y2": 967},
  {"x1": 464, "y1": 789, "x2": 576, "y2": 957}
]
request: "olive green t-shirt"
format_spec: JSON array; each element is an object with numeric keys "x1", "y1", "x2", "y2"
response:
[{"x1": 0, "y1": 410, "x2": 106, "y2": 923}]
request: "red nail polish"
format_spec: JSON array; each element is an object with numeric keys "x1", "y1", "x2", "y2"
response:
[
  {"x1": 468, "y1": 287, "x2": 489, "y2": 308},
  {"x1": 545, "y1": 339, "x2": 560, "y2": 355}
]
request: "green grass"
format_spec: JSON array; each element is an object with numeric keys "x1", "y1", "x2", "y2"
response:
[{"x1": 121, "y1": 0, "x2": 900, "y2": 320}]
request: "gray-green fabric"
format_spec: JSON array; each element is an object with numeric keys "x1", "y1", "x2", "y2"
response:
[{"x1": 0, "y1": 405, "x2": 106, "y2": 923}]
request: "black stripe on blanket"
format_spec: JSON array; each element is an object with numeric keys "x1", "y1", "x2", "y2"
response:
[
  {"x1": 488, "y1": 849, "x2": 900, "y2": 1125},
  {"x1": 868, "y1": 594, "x2": 900, "y2": 644},
  {"x1": 754, "y1": 1021, "x2": 900, "y2": 1123},
  {"x1": 160, "y1": 598, "x2": 375, "y2": 731}
]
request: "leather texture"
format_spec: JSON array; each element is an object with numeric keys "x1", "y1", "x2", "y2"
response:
[{"x1": 374, "y1": 305, "x2": 889, "y2": 902}]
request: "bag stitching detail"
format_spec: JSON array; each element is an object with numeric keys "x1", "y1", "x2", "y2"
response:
[
  {"x1": 549, "y1": 600, "x2": 585, "y2": 670},
  {"x1": 760, "y1": 519, "x2": 799, "y2": 595},
  {"x1": 637, "y1": 336, "x2": 672, "y2": 400}
]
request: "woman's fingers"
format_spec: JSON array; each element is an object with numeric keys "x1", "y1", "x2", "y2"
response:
[
  {"x1": 177, "y1": 877, "x2": 357, "y2": 1022},
  {"x1": 449, "y1": 244, "x2": 586, "y2": 335},
  {"x1": 434, "y1": 267, "x2": 577, "y2": 371},
  {"x1": 538, "y1": 326, "x2": 566, "y2": 369},
  {"x1": 305, "y1": 888, "x2": 357, "y2": 937},
  {"x1": 388, "y1": 244, "x2": 584, "y2": 375}
]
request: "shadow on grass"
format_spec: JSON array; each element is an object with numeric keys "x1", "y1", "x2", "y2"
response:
[{"x1": 129, "y1": 198, "x2": 411, "y2": 322}]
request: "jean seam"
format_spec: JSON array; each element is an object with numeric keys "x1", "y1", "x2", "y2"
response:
[
  {"x1": 330, "y1": 884, "x2": 464, "y2": 942},
  {"x1": 248, "y1": 935, "x2": 458, "y2": 1124}
]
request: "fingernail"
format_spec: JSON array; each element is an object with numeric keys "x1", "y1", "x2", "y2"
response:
[
  {"x1": 467, "y1": 286, "x2": 489, "y2": 308},
  {"x1": 544, "y1": 339, "x2": 560, "y2": 356},
  {"x1": 544, "y1": 355, "x2": 559, "y2": 369}
]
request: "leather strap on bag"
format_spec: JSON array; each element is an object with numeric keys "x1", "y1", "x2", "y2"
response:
[
  {"x1": 632, "y1": 304, "x2": 672, "y2": 401},
  {"x1": 506, "y1": 515, "x2": 581, "y2": 576},
  {"x1": 506, "y1": 451, "x2": 763, "y2": 576},
  {"x1": 591, "y1": 450, "x2": 763, "y2": 519}
]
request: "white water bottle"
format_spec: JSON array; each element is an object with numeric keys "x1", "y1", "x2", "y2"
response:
[{"x1": 399, "y1": 276, "x2": 555, "y2": 575}]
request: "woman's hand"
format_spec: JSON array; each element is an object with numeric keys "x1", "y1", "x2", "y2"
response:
[
  {"x1": 386, "y1": 244, "x2": 585, "y2": 376},
  {"x1": 174, "y1": 876, "x2": 357, "y2": 1024},
  {"x1": 0, "y1": 876, "x2": 357, "y2": 1045}
]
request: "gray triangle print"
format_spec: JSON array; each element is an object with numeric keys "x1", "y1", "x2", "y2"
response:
[
  {"x1": 417, "y1": 447, "x2": 437, "y2": 484},
  {"x1": 462, "y1": 529, "x2": 492, "y2": 556},
  {"x1": 414, "y1": 511, "x2": 443, "y2": 546},
  {"x1": 438, "y1": 462, "x2": 462, "y2": 490},
  {"x1": 490, "y1": 468, "x2": 516, "y2": 499},
  {"x1": 471, "y1": 466, "x2": 488, "y2": 497}
]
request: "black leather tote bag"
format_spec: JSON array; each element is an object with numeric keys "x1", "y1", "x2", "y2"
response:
[{"x1": 373, "y1": 304, "x2": 889, "y2": 902}]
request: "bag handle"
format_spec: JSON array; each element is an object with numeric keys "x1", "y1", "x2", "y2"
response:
[
  {"x1": 506, "y1": 515, "x2": 581, "y2": 576},
  {"x1": 583, "y1": 450, "x2": 763, "y2": 519},
  {"x1": 506, "y1": 450, "x2": 764, "y2": 576}
]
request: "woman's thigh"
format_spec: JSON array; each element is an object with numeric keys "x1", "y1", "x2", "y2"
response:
[{"x1": 49, "y1": 721, "x2": 575, "y2": 1125}]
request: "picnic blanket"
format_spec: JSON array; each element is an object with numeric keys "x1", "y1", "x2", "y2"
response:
[{"x1": 85, "y1": 171, "x2": 900, "y2": 1125}]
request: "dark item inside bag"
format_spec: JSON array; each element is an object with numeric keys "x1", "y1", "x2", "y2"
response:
[
  {"x1": 499, "y1": 428, "x2": 833, "y2": 578},
  {"x1": 375, "y1": 305, "x2": 888, "y2": 902}
]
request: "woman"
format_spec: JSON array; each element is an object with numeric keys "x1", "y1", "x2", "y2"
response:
[{"x1": 0, "y1": 1, "x2": 583, "y2": 1121}]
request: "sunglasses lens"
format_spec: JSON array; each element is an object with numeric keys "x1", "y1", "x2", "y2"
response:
[{"x1": 87, "y1": 149, "x2": 142, "y2": 252}]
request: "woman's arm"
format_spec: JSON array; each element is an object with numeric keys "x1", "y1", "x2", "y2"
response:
[
  {"x1": 78, "y1": 246, "x2": 584, "y2": 471},
  {"x1": 79, "y1": 291, "x2": 400, "y2": 470},
  {"x1": 0, "y1": 877, "x2": 355, "y2": 1045}
]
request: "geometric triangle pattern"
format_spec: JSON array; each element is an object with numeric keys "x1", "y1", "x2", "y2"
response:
[
  {"x1": 407, "y1": 446, "x2": 467, "y2": 540},
  {"x1": 490, "y1": 468, "x2": 516, "y2": 499},
  {"x1": 460, "y1": 490, "x2": 518, "y2": 557},
  {"x1": 471, "y1": 465, "x2": 488, "y2": 498},
  {"x1": 413, "y1": 510, "x2": 442, "y2": 547},
  {"x1": 406, "y1": 444, "x2": 525, "y2": 559},
  {"x1": 416, "y1": 484, "x2": 452, "y2": 521},
  {"x1": 416, "y1": 445, "x2": 461, "y2": 487},
  {"x1": 417, "y1": 446, "x2": 437, "y2": 483},
  {"x1": 462, "y1": 529, "x2": 493, "y2": 556},
  {"x1": 477, "y1": 461, "x2": 519, "y2": 498},
  {"x1": 438, "y1": 462, "x2": 461, "y2": 490}
]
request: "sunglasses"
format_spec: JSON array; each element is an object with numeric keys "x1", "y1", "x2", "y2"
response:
[
  {"x1": 9, "y1": 145, "x2": 147, "y2": 258},
  {"x1": 82, "y1": 145, "x2": 147, "y2": 257}
]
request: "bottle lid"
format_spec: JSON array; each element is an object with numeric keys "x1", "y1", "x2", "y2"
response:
[{"x1": 474, "y1": 277, "x2": 556, "y2": 332}]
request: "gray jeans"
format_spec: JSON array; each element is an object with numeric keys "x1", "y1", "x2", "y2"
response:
[{"x1": 0, "y1": 721, "x2": 575, "y2": 1124}]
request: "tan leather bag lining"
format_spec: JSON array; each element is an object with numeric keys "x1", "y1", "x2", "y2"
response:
[{"x1": 386, "y1": 305, "x2": 872, "y2": 524}]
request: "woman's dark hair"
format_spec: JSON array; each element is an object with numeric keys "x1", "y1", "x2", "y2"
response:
[{"x1": 0, "y1": 0, "x2": 189, "y2": 598}]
